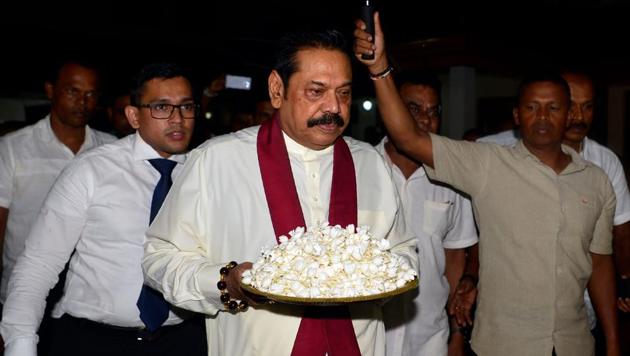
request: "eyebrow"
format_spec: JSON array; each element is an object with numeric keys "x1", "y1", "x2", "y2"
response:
[
  {"x1": 310, "y1": 80, "x2": 352, "y2": 88},
  {"x1": 150, "y1": 96, "x2": 194, "y2": 103}
]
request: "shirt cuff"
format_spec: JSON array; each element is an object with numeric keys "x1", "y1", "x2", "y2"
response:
[
  {"x1": 4, "y1": 337, "x2": 37, "y2": 356},
  {"x1": 198, "y1": 263, "x2": 226, "y2": 313}
]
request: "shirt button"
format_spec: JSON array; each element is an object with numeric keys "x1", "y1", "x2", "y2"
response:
[
  {"x1": 313, "y1": 196, "x2": 319, "y2": 202},
  {"x1": 311, "y1": 173, "x2": 317, "y2": 178}
]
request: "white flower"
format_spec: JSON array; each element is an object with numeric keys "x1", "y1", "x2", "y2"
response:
[{"x1": 243, "y1": 223, "x2": 417, "y2": 298}]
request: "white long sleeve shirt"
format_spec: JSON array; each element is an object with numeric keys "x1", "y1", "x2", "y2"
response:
[
  {"x1": 0, "y1": 133, "x2": 189, "y2": 356},
  {"x1": 142, "y1": 126, "x2": 418, "y2": 356},
  {"x1": 0, "y1": 115, "x2": 115, "y2": 303},
  {"x1": 376, "y1": 138, "x2": 478, "y2": 356}
]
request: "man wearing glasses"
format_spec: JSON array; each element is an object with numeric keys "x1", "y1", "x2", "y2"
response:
[
  {"x1": 0, "y1": 63, "x2": 205, "y2": 356},
  {"x1": 375, "y1": 72, "x2": 478, "y2": 356}
]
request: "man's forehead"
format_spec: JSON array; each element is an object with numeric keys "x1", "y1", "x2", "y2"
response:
[
  {"x1": 401, "y1": 84, "x2": 439, "y2": 103},
  {"x1": 522, "y1": 82, "x2": 567, "y2": 98},
  {"x1": 293, "y1": 49, "x2": 351, "y2": 81}
]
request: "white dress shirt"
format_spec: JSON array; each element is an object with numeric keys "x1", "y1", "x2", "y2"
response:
[
  {"x1": 581, "y1": 137, "x2": 630, "y2": 225},
  {"x1": 376, "y1": 138, "x2": 478, "y2": 356},
  {"x1": 0, "y1": 115, "x2": 116, "y2": 303},
  {"x1": 142, "y1": 126, "x2": 418, "y2": 356},
  {"x1": 0, "y1": 133, "x2": 189, "y2": 356}
]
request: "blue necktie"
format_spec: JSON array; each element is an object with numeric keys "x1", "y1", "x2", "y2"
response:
[{"x1": 137, "y1": 158, "x2": 177, "y2": 332}]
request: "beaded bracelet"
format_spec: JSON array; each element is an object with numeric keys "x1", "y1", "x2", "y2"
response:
[
  {"x1": 369, "y1": 65, "x2": 394, "y2": 80},
  {"x1": 217, "y1": 261, "x2": 248, "y2": 312}
]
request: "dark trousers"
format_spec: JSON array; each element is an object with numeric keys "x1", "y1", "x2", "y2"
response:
[{"x1": 47, "y1": 314, "x2": 207, "y2": 356}]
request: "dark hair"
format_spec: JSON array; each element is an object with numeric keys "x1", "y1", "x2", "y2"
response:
[
  {"x1": 516, "y1": 70, "x2": 571, "y2": 106},
  {"x1": 394, "y1": 71, "x2": 442, "y2": 101},
  {"x1": 129, "y1": 62, "x2": 191, "y2": 106},
  {"x1": 273, "y1": 30, "x2": 348, "y2": 91},
  {"x1": 46, "y1": 57, "x2": 101, "y2": 84}
]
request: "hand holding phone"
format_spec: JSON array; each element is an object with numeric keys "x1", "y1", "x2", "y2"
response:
[{"x1": 360, "y1": 0, "x2": 375, "y2": 60}]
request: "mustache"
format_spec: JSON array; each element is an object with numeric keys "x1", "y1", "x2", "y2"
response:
[
  {"x1": 569, "y1": 122, "x2": 588, "y2": 131},
  {"x1": 306, "y1": 113, "x2": 345, "y2": 128}
]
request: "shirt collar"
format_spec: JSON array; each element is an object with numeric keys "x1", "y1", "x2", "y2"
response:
[
  {"x1": 283, "y1": 131, "x2": 334, "y2": 160},
  {"x1": 513, "y1": 139, "x2": 588, "y2": 174},
  {"x1": 131, "y1": 133, "x2": 187, "y2": 164},
  {"x1": 37, "y1": 114, "x2": 55, "y2": 143},
  {"x1": 37, "y1": 114, "x2": 96, "y2": 152}
]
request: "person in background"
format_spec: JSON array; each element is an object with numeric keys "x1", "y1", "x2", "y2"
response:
[
  {"x1": 376, "y1": 71, "x2": 478, "y2": 356},
  {"x1": 0, "y1": 62, "x2": 205, "y2": 356},
  {"x1": 252, "y1": 97, "x2": 275, "y2": 125},
  {"x1": 106, "y1": 92, "x2": 135, "y2": 137},
  {"x1": 0, "y1": 59, "x2": 116, "y2": 308}
]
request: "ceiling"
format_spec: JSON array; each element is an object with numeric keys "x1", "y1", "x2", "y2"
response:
[{"x1": 2, "y1": 0, "x2": 630, "y2": 97}]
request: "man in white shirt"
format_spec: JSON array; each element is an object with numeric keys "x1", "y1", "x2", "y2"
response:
[
  {"x1": 141, "y1": 30, "x2": 417, "y2": 356},
  {"x1": 376, "y1": 72, "x2": 478, "y2": 356},
  {"x1": 560, "y1": 72, "x2": 630, "y2": 300},
  {"x1": 0, "y1": 63, "x2": 205, "y2": 356},
  {"x1": 0, "y1": 59, "x2": 116, "y2": 307}
]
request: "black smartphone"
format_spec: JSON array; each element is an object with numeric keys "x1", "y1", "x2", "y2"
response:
[{"x1": 360, "y1": 0, "x2": 375, "y2": 60}]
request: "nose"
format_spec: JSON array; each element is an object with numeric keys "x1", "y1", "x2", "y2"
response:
[
  {"x1": 417, "y1": 111, "x2": 431, "y2": 125},
  {"x1": 537, "y1": 107, "x2": 550, "y2": 121},
  {"x1": 168, "y1": 107, "x2": 185, "y2": 123},
  {"x1": 569, "y1": 103, "x2": 583, "y2": 123},
  {"x1": 323, "y1": 91, "x2": 341, "y2": 114}
]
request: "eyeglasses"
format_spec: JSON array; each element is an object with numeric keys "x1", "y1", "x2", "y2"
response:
[
  {"x1": 138, "y1": 103, "x2": 199, "y2": 119},
  {"x1": 63, "y1": 87, "x2": 101, "y2": 101},
  {"x1": 407, "y1": 102, "x2": 441, "y2": 119}
]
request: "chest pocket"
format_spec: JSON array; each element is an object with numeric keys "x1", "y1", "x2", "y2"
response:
[{"x1": 422, "y1": 200, "x2": 452, "y2": 236}]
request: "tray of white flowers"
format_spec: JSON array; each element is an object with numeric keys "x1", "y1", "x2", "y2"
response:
[{"x1": 240, "y1": 223, "x2": 418, "y2": 306}]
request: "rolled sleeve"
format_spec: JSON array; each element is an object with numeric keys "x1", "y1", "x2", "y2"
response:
[
  {"x1": 590, "y1": 181, "x2": 616, "y2": 255},
  {"x1": 442, "y1": 193, "x2": 478, "y2": 249}
]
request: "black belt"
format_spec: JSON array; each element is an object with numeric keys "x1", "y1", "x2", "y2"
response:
[{"x1": 60, "y1": 313, "x2": 193, "y2": 342}]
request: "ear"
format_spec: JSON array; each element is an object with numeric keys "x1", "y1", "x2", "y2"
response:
[
  {"x1": 125, "y1": 105, "x2": 140, "y2": 129},
  {"x1": 268, "y1": 70, "x2": 284, "y2": 109},
  {"x1": 512, "y1": 107, "x2": 520, "y2": 126},
  {"x1": 44, "y1": 81, "x2": 54, "y2": 100}
]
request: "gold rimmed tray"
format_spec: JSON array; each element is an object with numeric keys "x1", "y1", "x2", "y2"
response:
[{"x1": 241, "y1": 277, "x2": 418, "y2": 306}]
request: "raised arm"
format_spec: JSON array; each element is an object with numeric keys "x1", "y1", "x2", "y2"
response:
[{"x1": 353, "y1": 12, "x2": 434, "y2": 167}]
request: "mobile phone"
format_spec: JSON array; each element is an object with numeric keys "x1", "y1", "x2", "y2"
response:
[
  {"x1": 225, "y1": 74, "x2": 252, "y2": 91},
  {"x1": 360, "y1": 0, "x2": 375, "y2": 60}
]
